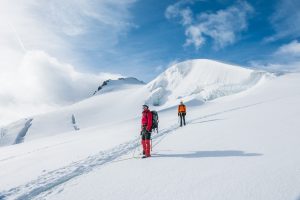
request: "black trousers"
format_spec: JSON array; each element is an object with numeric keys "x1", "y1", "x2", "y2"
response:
[
  {"x1": 179, "y1": 113, "x2": 186, "y2": 126},
  {"x1": 141, "y1": 128, "x2": 151, "y2": 140}
]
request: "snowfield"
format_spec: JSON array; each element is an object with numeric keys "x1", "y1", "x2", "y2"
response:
[{"x1": 0, "y1": 59, "x2": 299, "y2": 200}]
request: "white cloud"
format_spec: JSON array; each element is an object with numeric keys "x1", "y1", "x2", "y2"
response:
[
  {"x1": 0, "y1": 0, "x2": 136, "y2": 124},
  {"x1": 0, "y1": 0, "x2": 138, "y2": 69},
  {"x1": 249, "y1": 40, "x2": 300, "y2": 73},
  {"x1": 185, "y1": 25, "x2": 205, "y2": 48},
  {"x1": 0, "y1": 51, "x2": 122, "y2": 125},
  {"x1": 18, "y1": 51, "x2": 122, "y2": 104},
  {"x1": 275, "y1": 40, "x2": 300, "y2": 56},
  {"x1": 265, "y1": 0, "x2": 300, "y2": 42},
  {"x1": 165, "y1": 1, "x2": 253, "y2": 49},
  {"x1": 36, "y1": 0, "x2": 137, "y2": 38},
  {"x1": 165, "y1": 1, "x2": 193, "y2": 26},
  {"x1": 0, "y1": 0, "x2": 137, "y2": 57},
  {"x1": 250, "y1": 61, "x2": 300, "y2": 73}
]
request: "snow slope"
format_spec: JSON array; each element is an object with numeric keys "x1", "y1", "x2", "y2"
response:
[
  {"x1": 1, "y1": 60, "x2": 299, "y2": 200},
  {"x1": 0, "y1": 78, "x2": 145, "y2": 146}
]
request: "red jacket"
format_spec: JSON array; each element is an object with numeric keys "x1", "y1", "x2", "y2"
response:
[{"x1": 141, "y1": 109, "x2": 153, "y2": 131}]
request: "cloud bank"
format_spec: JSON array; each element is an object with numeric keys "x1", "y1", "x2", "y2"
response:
[
  {"x1": 250, "y1": 40, "x2": 300, "y2": 72},
  {"x1": 0, "y1": 0, "x2": 137, "y2": 125},
  {"x1": 275, "y1": 40, "x2": 300, "y2": 57},
  {"x1": 0, "y1": 51, "x2": 121, "y2": 125}
]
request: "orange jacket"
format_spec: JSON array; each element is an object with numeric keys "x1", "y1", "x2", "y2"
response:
[{"x1": 178, "y1": 104, "x2": 186, "y2": 113}]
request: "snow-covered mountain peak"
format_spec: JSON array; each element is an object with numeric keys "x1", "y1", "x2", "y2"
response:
[
  {"x1": 146, "y1": 59, "x2": 267, "y2": 107},
  {"x1": 0, "y1": 59, "x2": 269, "y2": 147},
  {"x1": 93, "y1": 77, "x2": 145, "y2": 95}
]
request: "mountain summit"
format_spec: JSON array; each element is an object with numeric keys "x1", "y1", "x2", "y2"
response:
[
  {"x1": 146, "y1": 59, "x2": 266, "y2": 106},
  {"x1": 93, "y1": 77, "x2": 145, "y2": 95}
]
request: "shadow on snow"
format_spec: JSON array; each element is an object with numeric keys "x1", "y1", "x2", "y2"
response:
[{"x1": 152, "y1": 150, "x2": 262, "y2": 158}]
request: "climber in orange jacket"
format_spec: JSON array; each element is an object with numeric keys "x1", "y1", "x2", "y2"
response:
[{"x1": 178, "y1": 101, "x2": 186, "y2": 127}]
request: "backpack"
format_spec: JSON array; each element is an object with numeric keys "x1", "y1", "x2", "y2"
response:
[{"x1": 151, "y1": 110, "x2": 159, "y2": 130}]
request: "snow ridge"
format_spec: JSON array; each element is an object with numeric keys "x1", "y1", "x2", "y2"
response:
[
  {"x1": 92, "y1": 77, "x2": 145, "y2": 95},
  {"x1": 146, "y1": 59, "x2": 267, "y2": 106},
  {"x1": 0, "y1": 118, "x2": 33, "y2": 147}
]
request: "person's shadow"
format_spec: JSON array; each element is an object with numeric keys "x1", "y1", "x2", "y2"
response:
[{"x1": 152, "y1": 150, "x2": 262, "y2": 158}]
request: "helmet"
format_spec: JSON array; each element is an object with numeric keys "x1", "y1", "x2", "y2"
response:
[{"x1": 142, "y1": 104, "x2": 149, "y2": 109}]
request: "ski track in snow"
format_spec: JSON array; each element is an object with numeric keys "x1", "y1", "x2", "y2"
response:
[
  {"x1": 0, "y1": 126, "x2": 178, "y2": 200},
  {"x1": 0, "y1": 101, "x2": 265, "y2": 200}
]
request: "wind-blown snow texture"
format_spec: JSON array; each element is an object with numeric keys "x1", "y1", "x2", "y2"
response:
[{"x1": 0, "y1": 59, "x2": 299, "y2": 200}]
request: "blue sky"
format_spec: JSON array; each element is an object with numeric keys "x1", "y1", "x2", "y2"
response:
[
  {"x1": 1, "y1": 0, "x2": 300, "y2": 82},
  {"x1": 77, "y1": 0, "x2": 300, "y2": 81}
]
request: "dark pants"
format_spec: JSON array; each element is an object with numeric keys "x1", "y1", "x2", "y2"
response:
[
  {"x1": 141, "y1": 129, "x2": 151, "y2": 140},
  {"x1": 179, "y1": 113, "x2": 186, "y2": 126}
]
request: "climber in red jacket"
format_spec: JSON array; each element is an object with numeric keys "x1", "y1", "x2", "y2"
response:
[{"x1": 141, "y1": 104, "x2": 153, "y2": 158}]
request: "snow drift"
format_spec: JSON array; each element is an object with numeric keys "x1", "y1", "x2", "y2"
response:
[{"x1": 146, "y1": 59, "x2": 266, "y2": 106}]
